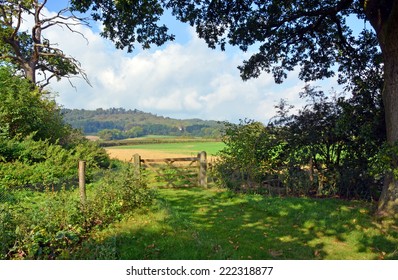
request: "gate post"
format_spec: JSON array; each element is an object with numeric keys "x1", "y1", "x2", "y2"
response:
[
  {"x1": 198, "y1": 151, "x2": 207, "y2": 187},
  {"x1": 133, "y1": 154, "x2": 141, "y2": 177},
  {"x1": 78, "y1": 160, "x2": 86, "y2": 207}
]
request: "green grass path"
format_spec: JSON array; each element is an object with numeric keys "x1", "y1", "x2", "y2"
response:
[{"x1": 76, "y1": 187, "x2": 398, "y2": 260}]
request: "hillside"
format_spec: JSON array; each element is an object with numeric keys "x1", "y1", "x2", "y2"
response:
[{"x1": 61, "y1": 108, "x2": 224, "y2": 138}]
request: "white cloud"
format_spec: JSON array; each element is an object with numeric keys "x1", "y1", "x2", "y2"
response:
[{"x1": 33, "y1": 7, "x2": 338, "y2": 123}]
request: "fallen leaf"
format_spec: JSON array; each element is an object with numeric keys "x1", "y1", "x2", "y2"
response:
[{"x1": 268, "y1": 249, "x2": 283, "y2": 257}]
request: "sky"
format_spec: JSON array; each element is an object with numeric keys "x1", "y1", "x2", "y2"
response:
[{"x1": 36, "y1": 0, "x2": 342, "y2": 123}]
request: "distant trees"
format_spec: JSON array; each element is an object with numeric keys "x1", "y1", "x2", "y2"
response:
[{"x1": 62, "y1": 108, "x2": 223, "y2": 139}]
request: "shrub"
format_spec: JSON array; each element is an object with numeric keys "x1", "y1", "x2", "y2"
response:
[
  {"x1": 214, "y1": 120, "x2": 280, "y2": 193},
  {"x1": 85, "y1": 164, "x2": 155, "y2": 227},
  {"x1": 0, "y1": 136, "x2": 111, "y2": 189},
  {"x1": 0, "y1": 163, "x2": 154, "y2": 260}
]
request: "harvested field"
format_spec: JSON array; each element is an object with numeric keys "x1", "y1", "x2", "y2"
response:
[
  {"x1": 105, "y1": 148, "x2": 194, "y2": 162},
  {"x1": 105, "y1": 141, "x2": 223, "y2": 162}
]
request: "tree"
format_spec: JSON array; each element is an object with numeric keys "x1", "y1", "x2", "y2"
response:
[
  {"x1": 0, "y1": 0, "x2": 89, "y2": 87},
  {"x1": 279, "y1": 85, "x2": 385, "y2": 199}
]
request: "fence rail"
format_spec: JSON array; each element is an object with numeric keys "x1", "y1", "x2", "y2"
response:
[{"x1": 133, "y1": 151, "x2": 207, "y2": 187}]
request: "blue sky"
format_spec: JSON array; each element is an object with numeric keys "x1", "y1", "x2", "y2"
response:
[{"x1": 39, "y1": 0, "x2": 343, "y2": 123}]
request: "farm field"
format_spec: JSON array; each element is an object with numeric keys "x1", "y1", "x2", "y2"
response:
[{"x1": 106, "y1": 141, "x2": 225, "y2": 161}]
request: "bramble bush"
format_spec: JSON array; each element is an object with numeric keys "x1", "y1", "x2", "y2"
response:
[
  {"x1": 0, "y1": 163, "x2": 154, "y2": 260},
  {"x1": 0, "y1": 135, "x2": 110, "y2": 189}
]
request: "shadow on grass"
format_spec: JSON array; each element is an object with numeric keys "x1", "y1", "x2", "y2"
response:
[{"x1": 73, "y1": 187, "x2": 398, "y2": 260}]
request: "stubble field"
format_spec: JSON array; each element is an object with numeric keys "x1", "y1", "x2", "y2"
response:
[{"x1": 105, "y1": 141, "x2": 224, "y2": 161}]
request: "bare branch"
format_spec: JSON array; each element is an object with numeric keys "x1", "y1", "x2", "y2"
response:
[
  {"x1": 37, "y1": 0, "x2": 47, "y2": 16},
  {"x1": 1, "y1": 0, "x2": 92, "y2": 87},
  {"x1": 11, "y1": 6, "x2": 23, "y2": 39}
]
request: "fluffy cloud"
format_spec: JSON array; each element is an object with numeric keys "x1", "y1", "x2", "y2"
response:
[{"x1": 37, "y1": 7, "x2": 334, "y2": 123}]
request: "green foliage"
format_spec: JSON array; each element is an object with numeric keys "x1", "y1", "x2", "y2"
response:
[
  {"x1": 371, "y1": 142, "x2": 398, "y2": 180},
  {"x1": 62, "y1": 108, "x2": 223, "y2": 138},
  {"x1": 0, "y1": 67, "x2": 71, "y2": 143},
  {"x1": 85, "y1": 165, "x2": 155, "y2": 227},
  {"x1": 215, "y1": 84, "x2": 385, "y2": 200},
  {"x1": 70, "y1": 0, "x2": 174, "y2": 52},
  {"x1": 214, "y1": 120, "x2": 286, "y2": 193},
  {"x1": 0, "y1": 136, "x2": 111, "y2": 189},
  {"x1": 0, "y1": 164, "x2": 154, "y2": 260}
]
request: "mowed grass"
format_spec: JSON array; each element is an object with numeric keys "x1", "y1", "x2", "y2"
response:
[
  {"x1": 74, "y1": 187, "x2": 398, "y2": 260},
  {"x1": 106, "y1": 141, "x2": 225, "y2": 156}
]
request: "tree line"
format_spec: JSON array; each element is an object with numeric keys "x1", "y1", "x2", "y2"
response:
[{"x1": 62, "y1": 108, "x2": 223, "y2": 139}]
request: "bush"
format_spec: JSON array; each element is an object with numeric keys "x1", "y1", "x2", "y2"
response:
[
  {"x1": 0, "y1": 66, "x2": 70, "y2": 143},
  {"x1": 214, "y1": 120, "x2": 286, "y2": 193},
  {"x1": 0, "y1": 163, "x2": 154, "y2": 260},
  {"x1": 215, "y1": 83, "x2": 385, "y2": 201},
  {"x1": 0, "y1": 135, "x2": 111, "y2": 189},
  {"x1": 84, "y1": 165, "x2": 155, "y2": 228}
]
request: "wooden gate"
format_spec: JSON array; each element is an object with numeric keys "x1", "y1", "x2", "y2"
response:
[{"x1": 133, "y1": 151, "x2": 207, "y2": 187}]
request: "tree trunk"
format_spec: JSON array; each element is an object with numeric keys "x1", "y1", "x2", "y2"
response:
[
  {"x1": 366, "y1": 1, "x2": 398, "y2": 216},
  {"x1": 23, "y1": 62, "x2": 36, "y2": 84},
  {"x1": 377, "y1": 42, "x2": 398, "y2": 216}
]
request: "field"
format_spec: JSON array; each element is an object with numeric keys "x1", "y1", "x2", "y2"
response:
[{"x1": 105, "y1": 141, "x2": 225, "y2": 161}]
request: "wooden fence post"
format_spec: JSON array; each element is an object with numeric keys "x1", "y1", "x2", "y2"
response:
[
  {"x1": 198, "y1": 151, "x2": 207, "y2": 187},
  {"x1": 78, "y1": 160, "x2": 86, "y2": 207},
  {"x1": 133, "y1": 153, "x2": 141, "y2": 177}
]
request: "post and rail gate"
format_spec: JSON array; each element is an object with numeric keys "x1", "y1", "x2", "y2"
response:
[
  {"x1": 133, "y1": 151, "x2": 208, "y2": 188},
  {"x1": 77, "y1": 152, "x2": 208, "y2": 206}
]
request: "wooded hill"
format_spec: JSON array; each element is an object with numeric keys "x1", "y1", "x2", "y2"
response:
[{"x1": 61, "y1": 108, "x2": 224, "y2": 139}]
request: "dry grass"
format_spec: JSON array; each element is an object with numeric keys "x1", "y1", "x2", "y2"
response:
[{"x1": 105, "y1": 148, "x2": 190, "y2": 161}]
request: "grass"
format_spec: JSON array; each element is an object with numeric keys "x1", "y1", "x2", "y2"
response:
[
  {"x1": 73, "y1": 187, "x2": 398, "y2": 260},
  {"x1": 106, "y1": 141, "x2": 225, "y2": 156}
]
